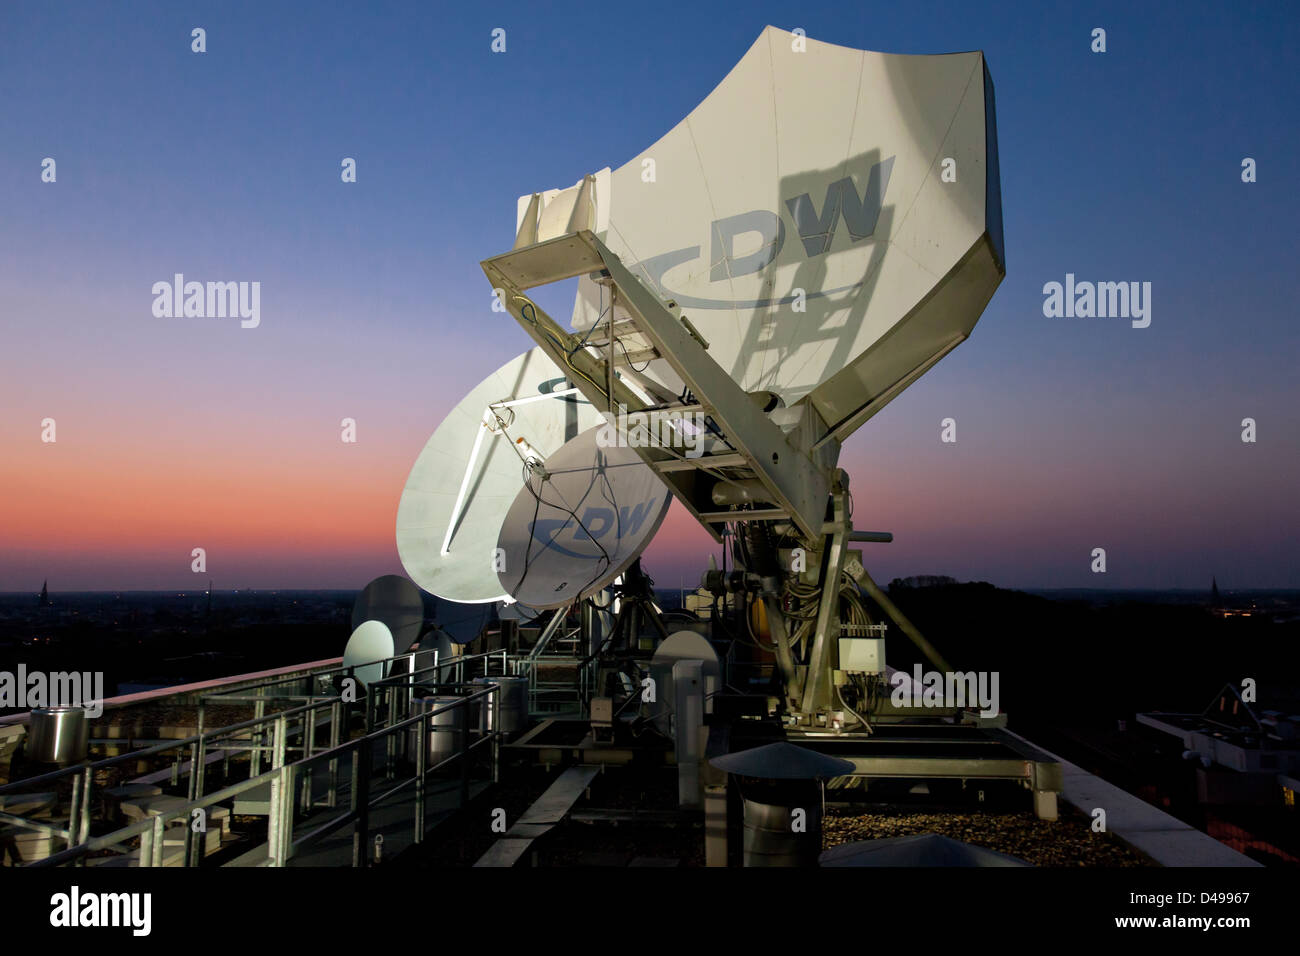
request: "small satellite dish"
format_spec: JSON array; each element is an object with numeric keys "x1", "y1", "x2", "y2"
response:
[
  {"x1": 343, "y1": 620, "x2": 394, "y2": 688},
  {"x1": 352, "y1": 575, "x2": 425, "y2": 654},
  {"x1": 495, "y1": 424, "x2": 671, "y2": 609},
  {"x1": 409, "y1": 628, "x2": 460, "y2": 684},
  {"x1": 649, "y1": 630, "x2": 721, "y2": 734},
  {"x1": 431, "y1": 630, "x2": 463, "y2": 683},
  {"x1": 396, "y1": 348, "x2": 604, "y2": 604},
  {"x1": 435, "y1": 598, "x2": 494, "y2": 646}
]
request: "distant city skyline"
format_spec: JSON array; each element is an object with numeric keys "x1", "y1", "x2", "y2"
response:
[
  {"x1": 4, "y1": 580, "x2": 1295, "y2": 597},
  {"x1": 2, "y1": 1, "x2": 1297, "y2": 591}
]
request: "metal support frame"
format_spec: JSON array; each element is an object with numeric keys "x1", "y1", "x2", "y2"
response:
[
  {"x1": 480, "y1": 229, "x2": 832, "y2": 543},
  {"x1": 799, "y1": 487, "x2": 851, "y2": 716},
  {"x1": 479, "y1": 229, "x2": 869, "y2": 725},
  {"x1": 526, "y1": 604, "x2": 573, "y2": 661}
]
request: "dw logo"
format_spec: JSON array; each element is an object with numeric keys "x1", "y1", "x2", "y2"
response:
[
  {"x1": 633, "y1": 157, "x2": 894, "y2": 309},
  {"x1": 529, "y1": 502, "x2": 656, "y2": 560}
]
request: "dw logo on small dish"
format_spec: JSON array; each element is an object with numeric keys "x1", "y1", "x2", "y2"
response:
[{"x1": 528, "y1": 501, "x2": 657, "y2": 560}]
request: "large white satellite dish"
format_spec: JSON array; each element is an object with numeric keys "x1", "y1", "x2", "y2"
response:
[
  {"x1": 396, "y1": 347, "x2": 605, "y2": 604},
  {"x1": 343, "y1": 620, "x2": 394, "y2": 688},
  {"x1": 495, "y1": 424, "x2": 671, "y2": 609},
  {"x1": 352, "y1": 574, "x2": 424, "y2": 654},
  {"x1": 540, "y1": 26, "x2": 1003, "y2": 441},
  {"x1": 473, "y1": 27, "x2": 1005, "y2": 721}
]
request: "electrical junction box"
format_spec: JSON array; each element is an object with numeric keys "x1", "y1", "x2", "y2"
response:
[
  {"x1": 838, "y1": 637, "x2": 885, "y2": 675},
  {"x1": 590, "y1": 697, "x2": 615, "y2": 744}
]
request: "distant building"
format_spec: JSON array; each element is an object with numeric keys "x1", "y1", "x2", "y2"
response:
[
  {"x1": 1208, "y1": 576, "x2": 1254, "y2": 618},
  {"x1": 1139, "y1": 684, "x2": 1300, "y2": 863}
]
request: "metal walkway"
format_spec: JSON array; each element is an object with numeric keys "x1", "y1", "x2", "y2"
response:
[{"x1": 474, "y1": 766, "x2": 600, "y2": 867}]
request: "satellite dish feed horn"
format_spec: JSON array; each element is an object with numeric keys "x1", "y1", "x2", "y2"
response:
[{"x1": 441, "y1": 388, "x2": 580, "y2": 556}]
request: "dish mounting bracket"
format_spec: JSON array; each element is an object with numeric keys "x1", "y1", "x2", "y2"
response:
[{"x1": 481, "y1": 229, "x2": 833, "y2": 545}]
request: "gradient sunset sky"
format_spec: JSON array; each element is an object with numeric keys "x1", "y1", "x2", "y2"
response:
[{"x1": 1, "y1": 0, "x2": 1297, "y2": 592}]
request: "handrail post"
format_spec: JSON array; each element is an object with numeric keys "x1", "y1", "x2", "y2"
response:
[
  {"x1": 414, "y1": 707, "x2": 427, "y2": 843},
  {"x1": 407, "y1": 651, "x2": 416, "y2": 715},
  {"x1": 527, "y1": 659, "x2": 536, "y2": 713},
  {"x1": 302, "y1": 703, "x2": 316, "y2": 813},
  {"x1": 67, "y1": 772, "x2": 82, "y2": 852},
  {"x1": 286, "y1": 764, "x2": 296, "y2": 862},
  {"x1": 183, "y1": 809, "x2": 197, "y2": 869},
  {"x1": 78, "y1": 764, "x2": 93, "y2": 845},
  {"x1": 150, "y1": 814, "x2": 165, "y2": 867},
  {"x1": 352, "y1": 739, "x2": 371, "y2": 867},
  {"x1": 328, "y1": 701, "x2": 341, "y2": 809},
  {"x1": 272, "y1": 712, "x2": 287, "y2": 770},
  {"x1": 251, "y1": 690, "x2": 266, "y2": 777},
  {"x1": 187, "y1": 740, "x2": 201, "y2": 801},
  {"x1": 278, "y1": 764, "x2": 295, "y2": 864},
  {"x1": 385, "y1": 685, "x2": 397, "y2": 779},
  {"x1": 491, "y1": 687, "x2": 500, "y2": 784},
  {"x1": 268, "y1": 766, "x2": 283, "y2": 866},
  {"x1": 184, "y1": 738, "x2": 202, "y2": 867},
  {"x1": 264, "y1": 713, "x2": 288, "y2": 867},
  {"x1": 459, "y1": 698, "x2": 470, "y2": 808},
  {"x1": 363, "y1": 667, "x2": 374, "y2": 734},
  {"x1": 140, "y1": 815, "x2": 154, "y2": 867}
]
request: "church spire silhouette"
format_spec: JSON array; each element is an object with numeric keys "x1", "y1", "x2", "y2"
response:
[{"x1": 1210, "y1": 576, "x2": 1221, "y2": 606}]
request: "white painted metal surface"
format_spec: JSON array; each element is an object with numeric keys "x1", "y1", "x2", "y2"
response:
[
  {"x1": 549, "y1": 26, "x2": 1003, "y2": 441},
  {"x1": 396, "y1": 348, "x2": 603, "y2": 604},
  {"x1": 342, "y1": 620, "x2": 394, "y2": 687},
  {"x1": 495, "y1": 424, "x2": 671, "y2": 608},
  {"x1": 650, "y1": 630, "x2": 721, "y2": 734}
]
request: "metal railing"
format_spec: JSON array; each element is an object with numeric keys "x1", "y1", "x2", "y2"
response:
[
  {"x1": 2, "y1": 653, "x2": 508, "y2": 868},
  {"x1": 365, "y1": 648, "x2": 509, "y2": 732},
  {"x1": 298, "y1": 685, "x2": 499, "y2": 867},
  {"x1": 1, "y1": 697, "x2": 338, "y2": 859}
]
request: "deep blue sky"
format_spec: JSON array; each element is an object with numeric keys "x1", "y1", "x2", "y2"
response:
[{"x1": 1, "y1": 1, "x2": 1297, "y2": 590}]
